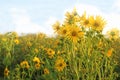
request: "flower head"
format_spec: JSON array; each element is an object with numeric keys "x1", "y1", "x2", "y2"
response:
[
  {"x1": 52, "y1": 21, "x2": 61, "y2": 33},
  {"x1": 44, "y1": 68, "x2": 50, "y2": 74},
  {"x1": 35, "y1": 63, "x2": 40, "y2": 70},
  {"x1": 55, "y1": 57, "x2": 66, "y2": 72},
  {"x1": 37, "y1": 32, "x2": 46, "y2": 38},
  {"x1": 20, "y1": 60, "x2": 30, "y2": 69},
  {"x1": 106, "y1": 28, "x2": 120, "y2": 40},
  {"x1": 90, "y1": 16, "x2": 106, "y2": 31},
  {"x1": 59, "y1": 26, "x2": 70, "y2": 36},
  {"x1": 33, "y1": 57, "x2": 40, "y2": 64},
  {"x1": 107, "y1": 48, "x2": 113, "y2": 57},
  {"x1": 4, "y1": 67, "x2": 9, "y2": 77},
  {"x1": 34, "y1": 48, "x2": 39, "y2": 53},
  {"x1": 2, "y1": 38, "x2": 7, "y2": 42},
  {"x1": 14, "y1": 39, "x2": 19, "y2": 44},
  {"x1": 67, "y1": 26, "x2": 84, "y2": 43},
  {"x1": 46, "y1": 48, "x2": 55, "y2": 58},
  {"x1": 80, "y1": 12, "x2": 91, "y2": 28},
  {"x1": 64, "y1": 9, "x2": 78, "y2": 25}
]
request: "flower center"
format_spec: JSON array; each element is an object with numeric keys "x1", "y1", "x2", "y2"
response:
[
  {"x1": 84, "y1": 20, "x2": 89, "y2": 25},
  {"x1": 94, "y1": 22, "x2": 99, "y2": 27},
  {"x1": 72, "y1": 31, "x2": 77, "y2": 36}
]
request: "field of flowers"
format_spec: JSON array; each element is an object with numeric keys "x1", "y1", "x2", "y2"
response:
[{"x1": 0, "y1": 9, "x2": 120, "y2": 80}]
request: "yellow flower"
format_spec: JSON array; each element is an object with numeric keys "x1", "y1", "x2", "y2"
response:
[
  {"x1": 35, "y1": 63, "x2": 40, "y2": 70},
  {"x1": 4, "y1": 67, "x2": 9, "y2": 77},
  {"x1": 44, "y1": 68, "x2": 50, "y2": 74},
  {"x1": 55, "y1": 57, "x2": 66, "y2": 72},
  {"x1": 33, "y1": 57, "x2": 40, "y2": 64},
  {"x1": 52, "y1": 21, "x2": 61, "y2": 33},
  {"x1": 46, "y1": 48, "x2": 55, "y2": 58},
  {"x1": 15, "y1": 68, "x2": 20, "y2": 71},
  {"x1": 37, "y1": 32, "x2": 46, "y2": 38},
  {"x1": 2, "y1": 38, "x2": 7, "y2": 42},
  {"x1": 14, "y1": 39, "x2": 19, "y2": 44},
  {"x1": 67, "y1": 26, "x2": 84, "y2": 43},
  {"x1": 64, "y1": 11, "x2": 76, "y2": 25},
  {"x1": 107, "y1": 48, "x2": 113, "y2": 57},
  {"x1": 59, "y1": 26, "x2": 70, "y2": 36},
  {"x1": 34, "y1": 48, "x2": 39, "y2": 53},
  {"x1": 20, "y1": 60, "x2": 30, "y2": 69},
  {"x1": 106, "y1": 28, "x2": 120, "y2": 40},
  {"x1": 74, "y1": 47, "x2": 78, "y2": 51},
  {"x1": 90, "y1": 15, "x2": 106, "y2": 31},
  {"x1": 11, "y1": 32, "x2": 18, "y2": 38},
  {"x1": 27, "y1": 41, "x2": 32, "y2": 47},
  {"x1": 71, "y1": 7, "x2": 78, "y2": 16},
  {"x1": 80, "y1": 12, "x2": 91, "y2": 28},
  {"x1": 97, "y1": 40, "x2": 103, "y2": 48},
  {"x1": 57, "y1": 50, "x2": 61, "y2": 55},
  {"x1": 54, "y1": 40, "x2": 60, "y2": 46}
]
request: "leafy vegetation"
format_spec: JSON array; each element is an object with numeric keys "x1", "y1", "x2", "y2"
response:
[{"x1": 0, "y1": 8, "x2": 120, "y2": 80}]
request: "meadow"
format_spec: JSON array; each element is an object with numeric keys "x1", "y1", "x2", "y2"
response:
[{"x1": 0, "y1": 9, "x2": 120, "y2": 80}]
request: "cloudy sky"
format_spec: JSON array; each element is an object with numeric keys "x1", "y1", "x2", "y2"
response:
[{"x1": 0, "y1": 0, "x2": 120, "y2": 35}]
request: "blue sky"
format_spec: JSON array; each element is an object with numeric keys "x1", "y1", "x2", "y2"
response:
[{"x1": 0, "y1": 0, "x2": 120, "y2": 35}]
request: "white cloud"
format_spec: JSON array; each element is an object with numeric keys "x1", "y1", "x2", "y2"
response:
[
  {"x1": 113, "y1": 0, "x2": 120, "y2": 8},
  {"x1": 8, "y1": 2, "x2": 120, "y2": 35},
  {"x1": 10, "y1": 8, "x2": 45, "y2": 34},
  {"x1": 103, "y1": 13, "x2": 120, "y2": 33},
  {"x1": 111, "y1": 0, "x2": 120, "y2": 13},
  {"x1": 63, "y1": 3, "x2": 103, "y2": 17},
  {"x1": 9, "y1": 8, "x2": 58, "y2": 36},
  {"x1": 75, "y1": 4, "x2": 103, "y2": 16},
  {"x1": 43, "y1": 16, "x2": 57, "y2": 35},
  {"x1": 45, "y1": 16, "x2": 57, "y2": 26}
]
